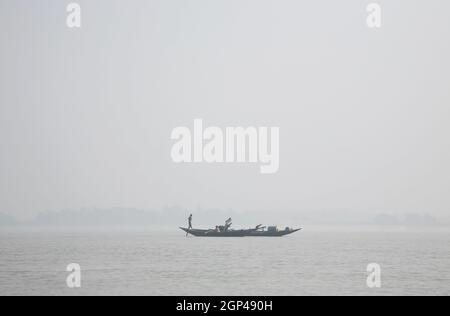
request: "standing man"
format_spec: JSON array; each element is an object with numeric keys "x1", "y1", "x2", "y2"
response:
[{"x1": 187, "y1": 214, "x2": 193, "y2": 236}]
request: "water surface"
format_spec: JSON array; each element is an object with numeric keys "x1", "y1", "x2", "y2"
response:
[{"x1": 0, "y1": 227, "x2": 449, "y2": 295}]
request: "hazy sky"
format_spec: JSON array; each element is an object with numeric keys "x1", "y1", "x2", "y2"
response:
[{"x1": 1, "y1": 0, "x2": 449, "y2": 220}]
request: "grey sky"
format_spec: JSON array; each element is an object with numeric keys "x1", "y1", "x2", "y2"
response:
[{"x1": 1, "y1": 0, "x2": 449, "y2": 220}]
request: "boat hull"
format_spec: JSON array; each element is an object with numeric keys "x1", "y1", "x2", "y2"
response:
[
  {"x1": 180, "y1": 227, "x2": 301, "y2": 237},
  {"x1": 247, "y1": 228, "x2": 302, "y2": 237},
  {"x1": 180, "y1": 227, "x2": 247, "y2": 237}
]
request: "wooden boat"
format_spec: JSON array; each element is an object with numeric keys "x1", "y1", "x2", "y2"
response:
[{"x1": 180, "y1": 225, "x2": 301, "y2": 237}]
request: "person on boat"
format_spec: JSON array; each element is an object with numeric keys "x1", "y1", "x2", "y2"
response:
[
  {"x1": 224, "y1": 218, "x2": 232, "y2": 231},
  {"x1": 186, "y1": 214, "x2": 193, "y2": 236}
]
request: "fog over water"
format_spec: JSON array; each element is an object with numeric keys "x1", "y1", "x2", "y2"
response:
[
  {"x1": 1, "y1": 1, "x2": 450, "y2": 296},
  {"x1": 1, "y1": 1, "x2": 450, "y2": 224}
]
